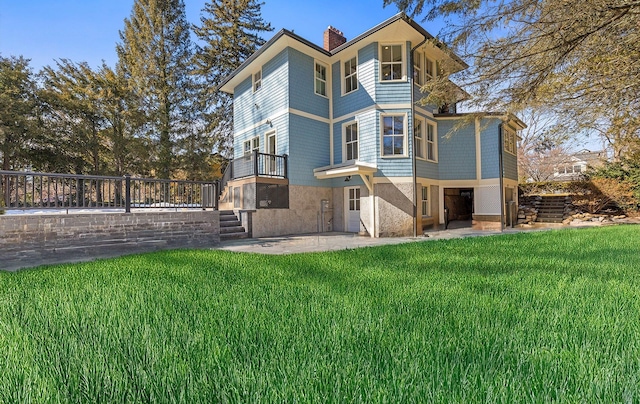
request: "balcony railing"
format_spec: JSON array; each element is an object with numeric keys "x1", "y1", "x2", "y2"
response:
[
  {"x1": 0, "y1": 170, "x2": 218, "y2": 213},
  {"x1": 222, "y1": 151, "x2": 288, "y2": 183}
]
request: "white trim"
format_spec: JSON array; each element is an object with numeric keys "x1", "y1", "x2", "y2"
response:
[
  {"x1": 265, "y1": 130, "x2": 277, "y2": 154},
  {"x1": 414, "y1": 116, "x2": 426, "y2": 160},
  {"x1": 379, "y1": 43, "x2": 406, "y2": 82},
  {"x1": 314, "y1": 60, "x2": 329, "y2": 98},
  {"x1": 342, "y1": 120, "x2": 359, "y2": 163},
  {"x1": 372, "y1": 176, "x2": 413, "y2": 184},
  {"x1": 425, "y1": 120, "x2": 437, "y2": 162},
  {"x1": 333, "y1": 103, "x2": 411, "y2": 123},
  {"x1": 252, "y1": 69, "x2": 262, "y2": 93},
  {"x1": 475, "y1": 117, "x2": 482, "y2": 181},
  {"x1": 503, "y1": 126, "x2": 517, "y2": 156},
  {"x1": 413, "y1": 50, "x2": 424, "y2": 86},
  {"x1": 380, "y1": 113, "x2": 408, "y2": 158},
  {"x1": 234, "y1": 108, "x2": 288, "y2": 137},
  {"x1": 289, "y1": 108, "x2": 331, "y2": 124},
  {"x1": 342, "y1": 55, "x2": 358, "y2": 96}
]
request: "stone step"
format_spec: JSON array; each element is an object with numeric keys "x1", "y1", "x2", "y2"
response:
[{"x1": 538, "y1": 213, "x2": 564, "y2": 218}]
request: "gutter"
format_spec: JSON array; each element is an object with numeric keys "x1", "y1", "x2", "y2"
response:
[{"x1": 411, "y1": 35, "x2": 428, "y2": 238}]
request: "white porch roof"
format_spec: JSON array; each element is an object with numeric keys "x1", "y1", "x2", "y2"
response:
[{"x1": 313, "y1": 161, "x2": 377, "y2": 192}]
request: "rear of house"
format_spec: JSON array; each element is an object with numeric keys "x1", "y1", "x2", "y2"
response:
[{"x1": 218, "y1": 13, "x2": 525, "y2": 237}]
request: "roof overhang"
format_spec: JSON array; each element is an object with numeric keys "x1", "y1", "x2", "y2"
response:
[
  {"x1": 314, "y1": 161, "x2": 378, "y2": 192},
  {"x1": 218, "y1": 13, "x2": 468, "y2": 95}
]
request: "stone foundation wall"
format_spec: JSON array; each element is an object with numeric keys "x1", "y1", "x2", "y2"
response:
[
  {"x1": 251, "y1": 185, "x2": 333, "y2": 237},
  {"x1": 0, "y1": 211, "x2": 220, "y2": 272},
  {"x1": 375, "y1": 183, "x2": 414, "y2": 237}
]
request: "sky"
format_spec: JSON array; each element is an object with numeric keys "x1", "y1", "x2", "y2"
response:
[{"x1": 0, "y1": 0, "x2": 447, "y2": 72}]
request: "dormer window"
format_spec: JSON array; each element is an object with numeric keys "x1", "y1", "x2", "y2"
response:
[
  {"x1": 253, "y1": 70, "x2": 262, "y2": 92},
  {"x1": 381, "y1": 44, "x2": 403, "y2": 81}
]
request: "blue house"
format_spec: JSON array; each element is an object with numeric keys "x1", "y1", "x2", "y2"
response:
[{"x1": 218, "y1": 13, "x2": 525, "y2": 237}]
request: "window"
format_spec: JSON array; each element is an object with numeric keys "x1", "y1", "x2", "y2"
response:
[
  {"x1": 414, "y1": 119, "x2": 425, "y2": 159},
  {"x1": 344, "y1": 57, "x2": 357, "y2": 94},
  {"x1": 381, "y1": 44, "x2": 403, "y2": 81},
  {"x1": 349, "y1": 188, "x2": 361, "y2": 211},
  {"x1": 243, "y1": 136, "x2": 260, "y2": 155},
  {"x1": 344, "y1": 122, "x2": 358, "y2": 161},
  {"x1": 253, "y1": 70, "x2": 262, "y2": 92},
  {"x1": 426, "y1": 123, "x2": 436, "y2": 161},
  {"x1": 425, "y1": 56, "x2": 434, "y2": 80},
  {"x1": 315, "y1": 62, "x2": 327, "y2": 96},
  {"x1": 413, "y1": 52, "x2": 423, "y2": 85},
  {"x1": 382, "y1": 115, "x2": 406, "y2": 156},
  {"x1": 421, "y1": 186, "x2": 429, "y2": 216},
  {"x1": 573, "y1": 165, "x2": 583, "y2": 173},
  {"x1": 503, "y1": 127, "x2": 516, "y2": 155}
]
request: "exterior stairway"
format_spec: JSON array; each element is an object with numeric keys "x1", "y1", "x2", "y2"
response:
[
  {"x1": 219, "y1": 210, "x2": 249, "y2": 240},
  {"x1": 536, "y1": 195, "x2": 568, "y2": 224}
]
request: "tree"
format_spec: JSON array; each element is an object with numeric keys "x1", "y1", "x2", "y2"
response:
[
  {"x1": 116, "y1": 0, "x2": 196, "y2": 179},
  {"x1": 40, "y1": 60, "x2": 107, "y2": 174},
  {"x1": 192, "y1": 0, "x2": 272, "y2": 158},
  {"x1": 384, "y1": 0, "x2": 640, "y2": 154},
  {"x1": 0, "y1": 55, "x2": 40, "y2": 171}
]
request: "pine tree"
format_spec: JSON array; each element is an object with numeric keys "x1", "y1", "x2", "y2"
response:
[
  {"x1": 116, "y1": 0, "x2": 196, "y2": 179},
  {"x1": 0, "y1": 55, "x2": 39, "y2": 171},
  {"x1": 193, "y1": 0, "x2": 272, "y2": 158}
]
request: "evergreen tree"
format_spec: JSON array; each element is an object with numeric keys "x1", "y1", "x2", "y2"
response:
[
  {"x1": 116, "y1": 0, "x2": 196, "y2": 179},
  {"x1": 40, "y1": 60, "x2": 106, "y2": 174},
  {"x1": 0, "y1": 55, "x2": 39, "y2": 171},
  {"x1": 193, "y1": 0, "x2": 272, "y2": 157}
]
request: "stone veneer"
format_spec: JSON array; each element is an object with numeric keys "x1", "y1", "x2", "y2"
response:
[
  {"x1": 251, "y1": 185, "x2": 333, "y2": 237},
  {"x1": 0, "y1": 211, "x2": 220, "y2": 272}
]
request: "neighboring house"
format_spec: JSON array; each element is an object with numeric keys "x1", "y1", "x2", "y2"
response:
[
  {"x1": 552, "y1": 149, "x2": 606, "y2": 181},
  {"x1": 218, "y1": 13, "x2": 525, "y2": 237}
]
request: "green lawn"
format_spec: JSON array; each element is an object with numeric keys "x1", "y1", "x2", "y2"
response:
[{"x1": 2, "y1": 226, "x2": 640, "y2": 402}]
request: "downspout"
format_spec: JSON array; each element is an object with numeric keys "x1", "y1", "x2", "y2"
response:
[
  {"x1": 498, "y1": 123, "x2": 505, "y2": 232},
  {"x1": 411, "y1": 36, "x2": 428, "y2": 238}
]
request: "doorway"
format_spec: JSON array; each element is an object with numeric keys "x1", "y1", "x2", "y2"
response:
[
  {"x1": 345, "y1": 187, "x2": 361, "y2": 233},
  {"x1": 444, "y1": 188, "x2": 474, "y2": 227}
]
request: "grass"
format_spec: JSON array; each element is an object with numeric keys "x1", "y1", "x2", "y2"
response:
[{"x1": 1, "y1": 225, "x2": 640, "y2": 402}]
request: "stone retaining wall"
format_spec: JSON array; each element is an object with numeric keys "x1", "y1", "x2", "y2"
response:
[{"x1": 0, "y1": 211, "x2": 220, "y2": 271}]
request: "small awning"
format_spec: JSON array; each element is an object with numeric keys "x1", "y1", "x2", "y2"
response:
[{"x1": 314, "y1": 161, "x2": 377, "y2": 192}]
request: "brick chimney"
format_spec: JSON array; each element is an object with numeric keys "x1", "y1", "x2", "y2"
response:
[{"x1": 324, "y1": 26, "x2": 346, "y2": 51}]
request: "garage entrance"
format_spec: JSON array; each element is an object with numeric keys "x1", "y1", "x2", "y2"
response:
[{"x1": 444, "y1": 188, "x2": 474, "y2": 227}]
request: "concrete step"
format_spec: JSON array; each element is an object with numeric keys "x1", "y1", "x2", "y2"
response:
[
  {"x1": 538, "y1": 213, "x2": 564, "y2": 219},
  {"x1": 220, "y1": 226, "x2": 246, "y2": 234},
  {"x1": 537, "y1": 217, "x2": 564, "y2": 223},
  {"x1": 220, "y1": 219, "x2": 242, "y2": 227},
  {"x1": 220, "y1": 232, "x2": 250, "y2": 240}
]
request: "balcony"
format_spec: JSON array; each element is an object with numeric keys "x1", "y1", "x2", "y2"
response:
[
  {"x1": 226, "y1": 151, "x2": 288, "y2": 180},
  {"x1": 219, "y1": 151, "x2": 289, "y2": 210}
]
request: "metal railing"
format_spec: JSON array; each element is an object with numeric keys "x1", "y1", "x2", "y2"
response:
[
  {"x1": 0, "y1": 170, "x2": 218, "y2": 213},
  {"x1": 229, "y1": 151, "x2": 288, "y2": 180}
]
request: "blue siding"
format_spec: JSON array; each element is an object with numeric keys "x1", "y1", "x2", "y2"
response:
[
  {"x1": 332, "y1": 44, "x2": 376, "y2": 118},
  {"x1": 288, "y1": 114, "x2": 331, "y2": 186},
  {"x1": 480, "y1": 118, "x2": 501, "y2": 179},
  {"x1": 375, "y1": 42, "x2": 412, "y2": 105},
  {"x1": 233, "y1": 48, "x2": 289, "y2": 134},
  {"x1": 415, "y1": 111, "x2": 438, "y2": 179},
  {"x1": 288, "y1": 48, "x2": 330, "y2": 118},
  {"x1": 232, "y1": 114, "x2": 289, "y2": 160},
  {"x1": 375, "y1": 108, "x2": 413, "y2": 177},
  {"x1": 437, "y1": 119, "x2": 476, "y2": 180}
]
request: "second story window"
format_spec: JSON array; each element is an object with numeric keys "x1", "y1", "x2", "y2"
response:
[
  {"x1": 413, "y1": 52, "x2": 423, "y2": 86},
  {"x1": 253, "y1": 70, "x2": 262, "y2": 92},
  {"x1": 344, "y1": 56, "x2": 357, "y2": 94},
  {"x1": 315, "y1": 62, "x2": 327, "y2": 96},
  {"x1": 425, "y1": 56, "x2": 434, "y2": 80},
  {"x1": 414, "y1": 119, "x2": 425, "y2": 159},
  {"x1": 427, "y1": 123, "x2": 436, "y2": 161},
  {"x1": 381, "y1": 44, "x2": 403, "y2": 81},
  {"x1": 382, "y1": 115, "x2": 406, "y2": 157},
  {"x1": 243, "y1": 136, "x2": 260, "y2": 156},
  {"x1": 503, "y1": 127, "x2": 516, "y2": 155},
  {"x1": 344, "y1": 122, "x2": 358, "y2": 161}
]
